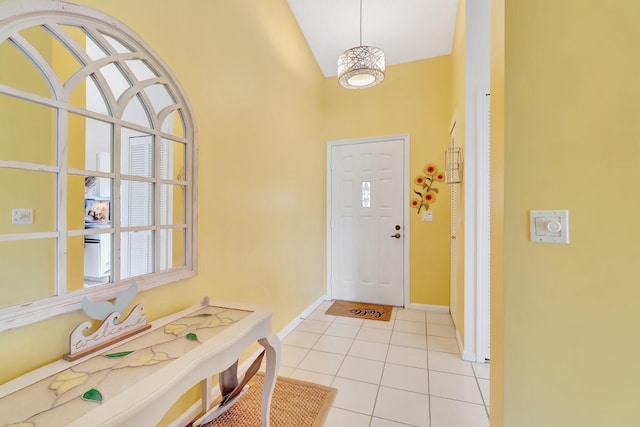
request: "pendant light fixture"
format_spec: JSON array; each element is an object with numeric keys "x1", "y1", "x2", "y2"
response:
[{"x1": 337, "y1": 0, "x2": 385, "y2": 89}]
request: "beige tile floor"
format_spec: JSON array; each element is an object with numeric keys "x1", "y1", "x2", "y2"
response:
[{"x1": 274, "y1": 301, "x2": 490, "y2": 427}]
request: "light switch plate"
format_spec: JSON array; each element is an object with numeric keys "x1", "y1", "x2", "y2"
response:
[
  {"x1": 12, "y1": 208, "x2": 34, "y2": 225},
  {"x1": 421, "y1": 211, "x2": 433, "y2": 222},
  {"x1": 530, "y1": 210, "x2": 569, "y2": 244}
]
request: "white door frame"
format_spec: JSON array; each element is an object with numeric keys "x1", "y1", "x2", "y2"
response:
[
  {"x1": 326, "y1": 134, "x2": 411, "y2": 307},
  {"x1": 457, "y1": 89, "x2": 492, "y2": 363},
  {"x1": 458, "y1": 0, "x2": 491, "y2": 363},
  {"x1": 475, "y1": 90, "x2": 491, "y2": 363}
]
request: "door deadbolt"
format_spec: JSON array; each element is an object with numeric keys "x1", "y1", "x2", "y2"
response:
[{"x1": 395, "y1": 225, "x2": 401, "y2": 230}]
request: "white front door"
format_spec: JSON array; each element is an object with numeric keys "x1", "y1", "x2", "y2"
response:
[{"x1": 328, "y1": 137, "x2": 406, "y2": 306}]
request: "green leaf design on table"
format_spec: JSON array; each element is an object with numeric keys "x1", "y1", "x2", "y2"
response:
[
  {"x1": 196, "y1": 313, "x2": 212, "y2": 317},
  {"x1": 82, "y1": 388, "x2": 103, "y2": 402},
  {"x1": 104, "y1": 351, "x2": 134, "y2": 358},
  {"x1": 186, "y1": 332, "x2": 198, "y2": 341}
]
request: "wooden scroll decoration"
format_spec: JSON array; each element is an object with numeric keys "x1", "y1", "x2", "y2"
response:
[{"x1": 63, "y1": 282, "x2": 151, "y2": 361}]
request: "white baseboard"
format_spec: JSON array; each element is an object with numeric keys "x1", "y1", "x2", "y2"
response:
[
  {"x1": 456, "y1": 329, "x2": 476, "y2": 362},
  {"x1": 461, "y1": 350, "x2": 476, "y2": 362},
  {"x1": 168, "y1": 295, "x2": 328, "y2": 427},
  {"x1": 405, "y1": 303, "x2": 449, "y2": 313},
  {"x1": 275, "y1": 295, "x2": 327, "y2": 341}
]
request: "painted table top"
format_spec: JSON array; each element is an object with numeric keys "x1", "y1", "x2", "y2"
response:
[{"x1": 0, "y1": 304, "x2": 253, "y2": 427}]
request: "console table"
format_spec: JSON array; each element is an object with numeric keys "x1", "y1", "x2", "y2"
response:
[{"x1": 0, "y1": 299, "x2": 281, "y2": 427}]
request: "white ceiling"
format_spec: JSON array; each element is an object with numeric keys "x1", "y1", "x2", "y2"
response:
[{"x1": 287, "y1": 0, "x2": 460, "y2": 78}]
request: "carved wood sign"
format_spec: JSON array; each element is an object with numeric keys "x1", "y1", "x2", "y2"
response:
[{"x1": 63, "y1": 282, "x2": 151, "y2": 362}]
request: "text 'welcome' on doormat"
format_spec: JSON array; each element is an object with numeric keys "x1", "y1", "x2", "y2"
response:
[{"x1": 325, "y1": 300, "x2": 393, "y2": 322}]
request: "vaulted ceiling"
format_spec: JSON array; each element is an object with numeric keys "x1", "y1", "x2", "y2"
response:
[{"x1": 287, "y1": 0, "x2": 460, "y2": 77}]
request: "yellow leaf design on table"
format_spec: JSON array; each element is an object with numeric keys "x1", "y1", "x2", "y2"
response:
[
  {"x1": 164, "y1": 323, "x2": 187, "y2": 336},
  {"x1": 50, "y1": 370, "x2": 89, "y2": 395},
  {"x1": 130, "y1": 352, "x2": 170, "y2": 367},
  {"x1": 207, "y1": 318, "x2": 222, "y2": 327},
  {"x1": 207, "y1": 317, "x2": 234, "y2": 328}
]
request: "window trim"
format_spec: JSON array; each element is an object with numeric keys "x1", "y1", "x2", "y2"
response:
[{"x1": 0, "y1": 0, "x2": 198, "y2": 332}]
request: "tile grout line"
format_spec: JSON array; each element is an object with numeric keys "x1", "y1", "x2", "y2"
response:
[
  {"x1": 331, "y1": 319, "x2": 361, "y2": 377},
  {"x1": 289, "y1": 308, "x2": 338, "y2": 376},
  {"x1": 302, "y1": 303, "x2": 363, "y2": 424},
  {"x1": 367, "y1": 306, "x2": 398, "y2": 426},
  {"x1": 425, "y1": 315, "x2": 433, "y2": 427},
  {"x1": 323, "y1": 314, "x2": 375, "y2": 421},
  {"x1": 471, "y1": 362, "x2": 491, "y2": 420},
  {"x1": 372, "y1": 415, "x2": 420, "y2": 427},
  {"x1": 429, "y1": 394, "x2": 489, "y2": 407}
]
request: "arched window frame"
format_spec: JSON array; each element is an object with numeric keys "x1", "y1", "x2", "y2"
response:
[{"x1": 0, "y1": 0, "x2": 198, "y2": 331}]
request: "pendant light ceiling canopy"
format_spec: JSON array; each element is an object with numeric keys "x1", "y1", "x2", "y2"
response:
[{"x1": 337, "y1": 0, "x2": 385, "y2": 89}]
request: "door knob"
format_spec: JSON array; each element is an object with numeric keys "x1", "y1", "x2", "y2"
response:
[{"x1": 391, "y1": 233, "x2": 401, "y2": 239}]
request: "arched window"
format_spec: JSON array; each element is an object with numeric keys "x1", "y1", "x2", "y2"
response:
[{"x1": 0, "y1": 0, "x2": 198, "y2": 330}]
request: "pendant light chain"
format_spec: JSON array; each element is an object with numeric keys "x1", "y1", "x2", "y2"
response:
[
  {"x1": 337, "y1": 0, "x2": 386, "y2": 89},
  {"x1": 359, "y1": 0, "x2": 363, "y2": 46}
]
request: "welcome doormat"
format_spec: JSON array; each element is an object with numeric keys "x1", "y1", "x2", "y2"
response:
[{"x1": 325, "y1": 300, "x2": 393, "y2": 322}]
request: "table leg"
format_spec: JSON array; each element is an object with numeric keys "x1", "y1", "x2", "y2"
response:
[
  {"x1": 200, "y1": 376, "x2": 213, "y2": 414},
  {"x1": 219, "y1": 360, "x2": 239, "y2": 398},
  {"x1": 258, "y1": 333, "x2": 280, "y2": 427}
]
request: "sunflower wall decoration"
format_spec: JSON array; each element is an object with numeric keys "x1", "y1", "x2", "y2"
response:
[{"x1": 410, "y1": 164, "x2": 446, "y2": 214}]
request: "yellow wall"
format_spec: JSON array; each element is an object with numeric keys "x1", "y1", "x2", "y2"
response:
[
  {"x1": 450, "y1": 0, "x2": 466, "y2": 335},
  {"x1": 495, "y1": 0, "x2": 640, "y2": 425},
  {"x1": 324, "y1": 57, "x2": 452, "y2": 305},
  {"x1": 56, "y1": 32, "x2": 87, "y2": 293},
  {"x1": 0, "y1": 28, "x2": 55, "y2": 307},
  {"x1": 0, "y1": 0, "x2": 326, "y2": 391},
  {"x1": 490, "y1": 0, "x2": 504, "y2": 425}
]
